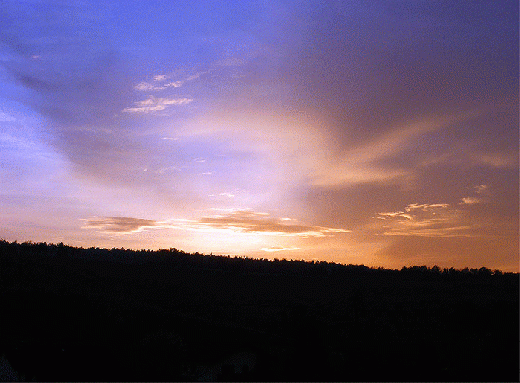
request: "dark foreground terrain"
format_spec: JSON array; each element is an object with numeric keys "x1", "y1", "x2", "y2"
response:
[{"x1": 0, "y1": 240, "x2": 518, "y2": 381}]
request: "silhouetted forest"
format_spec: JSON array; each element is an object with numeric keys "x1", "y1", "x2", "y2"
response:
[{"x1": 0, "y1": 240, "x2": 518, "y2": 381}]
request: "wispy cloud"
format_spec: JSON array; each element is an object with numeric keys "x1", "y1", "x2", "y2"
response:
[
  {"x1": 133, "y1": 71, "x2": 206, "y2": 92},
  {"x1": 122, "y1": 96, "x2": 193, "y2": 113},
  {"x1": 165, "y1": 81, "x2": 184, "y2": 88},
  {"x1": 195, "y1": 210, "x2": 350, "y2": 237},
  {"x1": 153, "y1": 75, "x2": 167, "y2": 81},
  {"x1": 459, "y1": 184, "x2": 491, "y2": 205},
  {"x1": 82, "y1": 217, "x2": 160, "y2": 233},
  {"x1": 311, "y1": 113, "x2": 476, "y2": 187},
  {"x1": 134, "y1": 80, "x2": 185, "y2": 91},
  {"x1": 82, "y1": 210, "x2": 350, "y2": 238},
  {"x1": 473, "y1": 152, "x2": 517, "y2": 168},
  {"x1": 216, "y1": 57, "x2": 247, "y2": 67},
  {"x1": 375, "y1": 203, "x2": 474, "y2": 238},
  {"x1": 475, "y1": 184, "x2": 488, "y2": 194},
  {"x1": 460, "y1": 197, "x2": 481, "y2": 205},
  {"x1": 219, "y1": 192, "x2": 234, "y2": 198},
  {"x1": 134, "y1": 82, "x2": 164, "y2": 91},
  {"x1": 0, "y1": 111, "x2": 17, "y2": 122},
  {"x1": 208, "y1": 192, "x2": 235, "y2": 198},
  {"x1": 261, "y1": 246, "x2": 300, "y2": 252}
]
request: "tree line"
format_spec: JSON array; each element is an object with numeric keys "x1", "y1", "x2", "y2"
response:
[{"x1": 0, "y1": 239, "x2": 518, "y2": 381}]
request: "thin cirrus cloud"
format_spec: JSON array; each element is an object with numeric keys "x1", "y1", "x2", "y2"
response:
[
  {"x1": 458, "y1": 185, "x2": 489, "y2": 205},
  {"x1": 475, "y1": 185, "x2": 489, "y2": 194},
  {"x1": 375, "y1": 203, "x2": 474, "y2": 238},
  {"x1": 473, "y1": 152, "x2": 518, "y2": 169},
  {"x1": 83, "y1": 217, "x2": 160, "y2": 233},
  {"x1": 134, "y1": 80, "x2": 184, "y2": 91},
  {"x1": 0, "y1": 1, "x2": 517, "y2": 271},
  {"x1": 133, "y1": 71, "x2": 206, "y2": 91},
  {"x1": 83, "y1": 210, "x2": 351, "y2": 238},
  {"x1": 122, "y1": 96, "x2": 193, "y2": 114},
  {"x1": 310, "y1": 113, "x2": 477, "y2": 187},
  {"x1": 197, "y1": 210, "x2": 351, "y2": 237},
  {"x1": 261, "y1": 246, "x2": 301, "y2": 252},
  {"x1": 460, "y1": 197, "x2": 482, "y2": 205}
]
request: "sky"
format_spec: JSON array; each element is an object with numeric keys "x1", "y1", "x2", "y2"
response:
[{"x1": 0, "y1": 0, "x2": 518, "y2": 271}]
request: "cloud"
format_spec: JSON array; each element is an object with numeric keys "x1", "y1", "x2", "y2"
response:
[
  {"x1": 153, "y1": 75, "x2": 167, "y2": 81},
  {"x1": 122, "y1": 97, "x2": 193, "y2": 113},
  {"x1": 460, "y1": 197, "x2": 481, "y2": 205},
  {"x1": 459, "y1": 185, "x2": 491, "y2": 205},
  {"x1": 375, "y1": 203, "x2": 474, "y2": 238},
  {"x1": 475, "y1": 185, "x2": 488, "y2": 194},
  {"x1": 208, "y1": 192, "x2": 235, "y2": 198},
  {"x1": 134, "y1": 82, "x2": 166, "y2": 91},
  {"x1": 261, "y1": 246, "x2": 300, "y2": 252},
  {"x1": 82, "y1": 210, "x2": 350, "y2": 238},
  {"x1": 217, "y1": 57, "x2": 247, "y2": 67},
  {"x1": 134, "y1": 80, "x2": 184, "y2": 91},
  {"x1": 474, "y1": 152, "x2": 517, "y2": 168},
  {"x1": 166, "y1": 81, "x2": 184, "y2": 88},
  {"x1": 219, "y1": 192, "x2": 234, "y2": 198},
  {"x1": 132, "y1": 71, "x2": 205, "y2": 92},
  {"x1": 0, "y1": 111, "x2": 17, "y2": 122},
  {"x1": 1, "y1": 1, "x2": 517, "y2": 271},
  {"x1": 83, "y1": 217, "x2": 160, "y2": 233},
  {"x1": 196, "y1": 210, "x2": 350, "y2": 237},
  {"x1": 310, "y1": 113, "x2": 475, "y2": 187},
  {"x1": 185, "y1": 72, "x2": 205, "y2": 81}
]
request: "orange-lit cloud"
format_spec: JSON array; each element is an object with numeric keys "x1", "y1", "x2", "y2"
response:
[
  {"x1": 1, "y1": 1, "x2": 517, "y2": 272},
  {"x1": 83, "y1": 217, "x2": 160, "y2": 233},
  {"x1": 375, "y1": 203, "x2": 474, "y2": 238},
  {"x1": 460, "y1": 197, "x2": 481, "y2": 205},
  {"x1": 197, "y1": 210, "x2": 350, "y2": 237},
  {"x1": 310, "y1": 113, "x2": 477, "y2": 187},
  {"x1": 475, "y1": 185, "x2": 488, "y2": 194},
  {"x1": 473, "y1": 152, "x2": 517, "y2": 168},
  {"x1": 83, "y1": 210, "x2": 351, "y2": 238},
  {"x1": 261, "y1": 246, "x2": 300, "y2": 252}
]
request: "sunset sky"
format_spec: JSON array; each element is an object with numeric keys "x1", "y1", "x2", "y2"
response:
[{"x1": 0, "y1": 0, "x2": 518, "y2": 271}]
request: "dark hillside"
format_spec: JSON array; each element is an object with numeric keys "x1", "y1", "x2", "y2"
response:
[{"x1": 0, "y1": 240, "x2": 518, "y2": 381}]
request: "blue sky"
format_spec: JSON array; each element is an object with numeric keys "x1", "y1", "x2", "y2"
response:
[{"x1": 0, "y1": 0, "x2": 518, "y2": 270}]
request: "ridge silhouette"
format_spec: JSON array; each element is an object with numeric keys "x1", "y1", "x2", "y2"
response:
[{"x1": 1, "y1": 240, "x2": 518, "y2": 381}]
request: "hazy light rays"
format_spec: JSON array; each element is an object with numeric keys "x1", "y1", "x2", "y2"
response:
[
  {"x1": 310, "y1": 113, "x2": 467, "y2": 187},
  {"x1": 0, "y1": 115, "x2": 70, "y2": 196},
  {"x1": 148, "y1": 111, "x2": 325, "y2": 214},
  {"x1": 0, "y1": 1, "x2": 518, "y2": 270},
  {"x1": 178, "y1": 111, "x2": 330, "y2": 187},
  {"x1": 136, "y1": 134, "x2": 266, "y2": 210}
]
